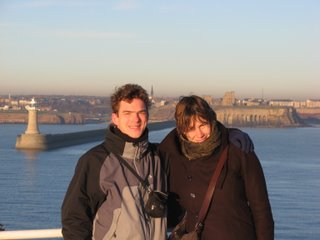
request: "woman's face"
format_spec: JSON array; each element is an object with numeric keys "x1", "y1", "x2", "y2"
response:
[{"x1": 184, "y1": 117, "x2": 211, "y2": 143}]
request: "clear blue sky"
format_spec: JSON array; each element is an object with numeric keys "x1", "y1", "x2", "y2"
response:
[{"x1": 0, "y1": 0, "x2": 319, "y2": 100}]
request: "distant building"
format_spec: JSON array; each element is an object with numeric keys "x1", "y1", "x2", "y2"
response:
[
  {"x1": 0, "y1": 105, "x2": 9, "y2": 110},
  {"x1": 18, "y1": 99, "x2": 30, "y2": 106},
  {"x1": 264, "y1": 99, "x2": 320, "y2": 108},
  {"x1": 222, "y1": 91, "x2": 235, "y2": 106},
  {"x1": 292, "y1": 101, "x2": 306, "y2": 108},
  {"x1": 159, "y1": 100, "x2": 167, "y2": 106},
  {"x1": 306, "y1": 99, "x2": 320, "y2": 108},
  {"x1": 269, "y1": 99, "x2": 294, "y2": 107},
  {"x1": 241, "y1": 98, "x2": 262, "y2": 106},
  {"x1": 11, "y1": 100, "x2": 19, "y2": 106}
]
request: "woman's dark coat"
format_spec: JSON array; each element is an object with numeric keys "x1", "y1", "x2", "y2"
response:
[{"x1": 159, "y1": 125, "x2": 274, "y2": 240}]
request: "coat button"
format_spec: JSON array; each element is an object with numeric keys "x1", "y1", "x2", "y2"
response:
[
  {"x1": 190, "y1": 193, "x2": 196, "y2": 198},
  {"x1": 187, "y1": 175, "x2": 192, "y2": 181}
]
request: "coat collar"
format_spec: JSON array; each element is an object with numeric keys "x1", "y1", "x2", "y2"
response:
[{"x1": 104, "y1": 124, "x2": 150, "y2": 160}]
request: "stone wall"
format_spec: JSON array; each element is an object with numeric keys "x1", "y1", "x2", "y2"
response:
[
  {"x1": 295, "y1": 108, "x2": 320, "y2": 124},
  {"x1": 215, "y1": 106, "x2": 302, "y2": 127}
]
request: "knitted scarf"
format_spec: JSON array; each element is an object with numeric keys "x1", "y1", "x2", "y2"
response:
[{"x1": 179, "y1": 121, "x2": 221, "y2": 160}]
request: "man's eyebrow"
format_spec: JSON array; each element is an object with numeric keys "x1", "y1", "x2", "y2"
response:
[{"x1": 122, "y1": 109, "x2": 147, "y2": 113}]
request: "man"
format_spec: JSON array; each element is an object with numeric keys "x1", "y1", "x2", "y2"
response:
[{"x1": 61, "y1": 84, "x2": 167, "y2": 240}]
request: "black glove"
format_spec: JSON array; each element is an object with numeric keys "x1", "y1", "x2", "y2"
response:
[{"x1": 228, "y1": 128, "x2": 254, "y2": 153}]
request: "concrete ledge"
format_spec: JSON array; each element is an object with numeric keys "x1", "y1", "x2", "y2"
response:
[
  {"x1": 16, "y1": 134, "x2": 48, "y2": 150},
  {"x1": 0, "y1": 228, "x2": 62, "y2": 239},
  {"x1": 16, "y1": 120, "x2": 175, "y2": 150}
]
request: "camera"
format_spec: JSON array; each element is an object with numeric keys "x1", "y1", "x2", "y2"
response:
[{"x1": 144, "y1": 190, "x2": 168, "y2": 218}]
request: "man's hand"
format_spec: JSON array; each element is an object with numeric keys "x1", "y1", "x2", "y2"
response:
[{"x1": 228, "y1": 128, "x2": 254, "y2": 153}]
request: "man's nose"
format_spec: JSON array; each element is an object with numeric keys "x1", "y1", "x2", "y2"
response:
[{"x1": 132, "y1": 113, "x2": 141, "y2": 121}]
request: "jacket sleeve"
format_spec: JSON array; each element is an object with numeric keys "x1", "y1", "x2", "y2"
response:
[
  {"x1": 158, "y1": 141, "x2": 184, "y2": 229},
  {"x1": 242, "y1": 151, "x2": 274, "y2": 240},
  {"x1": 61, "y1": 152, "x2": 106, "y2": 240}
]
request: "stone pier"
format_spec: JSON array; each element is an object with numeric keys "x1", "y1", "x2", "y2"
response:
[{"x1": 16, "y1": 118, "x2": 175, "y2": 151}]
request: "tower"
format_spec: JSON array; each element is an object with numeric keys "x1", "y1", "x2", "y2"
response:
[
  {"x1": 150, "y1": 85, "x2": 154, "y2": 98},
  {"x1": 222, "y1": 91, "x2": 235, "y2": 106},
  {"x1": 25, "y1": 98, "x2": 40, "y2": 134},
  {"x1": 149, "y1": 85, "x2": 155, "y2": 104}
]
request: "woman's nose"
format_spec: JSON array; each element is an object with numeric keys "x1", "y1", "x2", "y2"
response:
[{"x1": 195, "y1": 127, "x2": 204, "y2": 136}]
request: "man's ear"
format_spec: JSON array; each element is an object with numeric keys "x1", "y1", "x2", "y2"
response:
[{"x1": 111, "y1": 113, "x2": 118, "y2": 126}]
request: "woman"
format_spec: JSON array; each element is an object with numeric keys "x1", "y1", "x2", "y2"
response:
[{"x1": 159, "y1": 95, "x2": 274, "y2": 240}]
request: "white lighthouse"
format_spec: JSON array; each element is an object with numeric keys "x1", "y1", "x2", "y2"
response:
[
  {"x1": 25, "y1": 98, "x2": 40, "y2": 134},
  {"x1": 16, "y1": 97, "x2": 46, "y2": 150}
]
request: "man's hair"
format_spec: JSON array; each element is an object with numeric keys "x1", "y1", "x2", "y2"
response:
[
  {"x1": 175, "y1": 95, "x2": 216, "y2": 134},
  {"x1": 111, "y1": 83, "x2": 151, "y2": 113}
]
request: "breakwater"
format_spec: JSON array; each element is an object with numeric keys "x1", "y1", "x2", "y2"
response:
[
  {"x1": 15, "y1": 120, "x2": 175, "y2": 150},
  {"x1": 0, "y1": 112, "x2": 86, "y2": 124}
]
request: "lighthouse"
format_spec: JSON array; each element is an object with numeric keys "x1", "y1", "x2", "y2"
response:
[
  {"x1": 25, "y1": 98, "x2": 40, "y2": 134},
  {"x1": 16, "y1": 98, "x2": 46, "y2": 150}
]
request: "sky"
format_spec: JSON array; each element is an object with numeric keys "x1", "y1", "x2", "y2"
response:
[{"x1": 0, "y1": 0, "x2": 319, "y2": 100}]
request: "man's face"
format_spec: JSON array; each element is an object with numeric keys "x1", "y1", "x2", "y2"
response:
[{"x1": 112, "y1": 98, "x2": 148, "y2": 139}]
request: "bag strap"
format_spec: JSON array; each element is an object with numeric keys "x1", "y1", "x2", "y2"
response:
[
  {"x1": 115, "y1": 154, "x2": 150, "y2": 190},
  {"x1": 195, "y1": 145, "x2": 229, "y2": 233}
]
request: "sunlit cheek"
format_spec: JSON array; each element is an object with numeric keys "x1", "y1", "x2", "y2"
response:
[
  {"x1": 204, "y1": 129, "x2": 211, "y2": 137},
  {"x1": 140, "y1": 114, "x2": 148, "y2": 122},
  {"x1": 185, "y1": 132, "x2": 195, "y2": 141}
]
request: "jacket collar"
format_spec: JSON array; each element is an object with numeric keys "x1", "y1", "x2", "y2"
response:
[{"x1": 104, "y1": 124, "x2": 150, "y2": 160}]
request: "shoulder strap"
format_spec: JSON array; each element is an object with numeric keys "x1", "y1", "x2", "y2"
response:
[
  {"x1": 195, "y1": 145, "x2": 229, "y2": 232},
  {"x1": 115, "y1": 154, "x2": 150, "y2": 190},
  {"x1": 116, "y1": 143, "x2": 159, "y2": 191}
]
